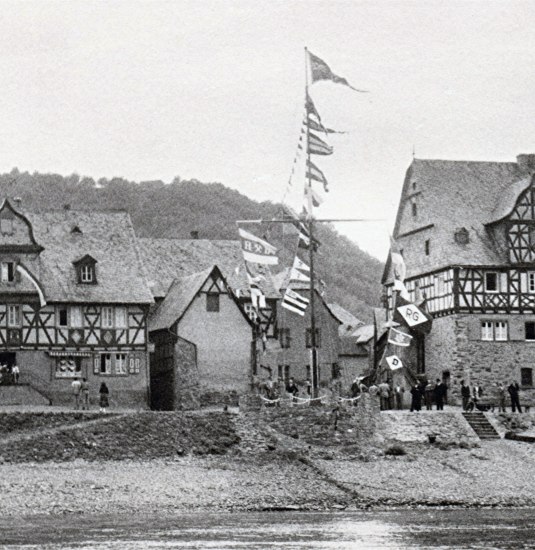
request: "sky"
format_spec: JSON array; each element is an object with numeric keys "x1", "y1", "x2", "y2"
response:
[{"x1": 0, "y1": 0, "x2": 534, "y2": 261}]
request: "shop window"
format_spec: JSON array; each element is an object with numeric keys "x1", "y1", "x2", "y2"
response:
[
  {"x1": 206, "y1": 293, "x2": 220, "y2": 312},
  {"x1": 55, "y1": 356, "x2": 82, "y2": 378}
]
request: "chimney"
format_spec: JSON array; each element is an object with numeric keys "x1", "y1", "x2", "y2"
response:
[
  {"x1": 13, "y1": 197, "x2": 22, "y2": 208},
  {"x1": 190, "y1": 230, "x2": 199, "y2": 239},
  {"x1": 517, "y1": 154, "x2": 535, "y2": 173}
]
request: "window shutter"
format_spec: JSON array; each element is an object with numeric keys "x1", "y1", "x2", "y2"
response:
[
  {"x1": 129, "y1": 357, "x2": 135, "y2": 374},
  {"x1": 93, "y1": 356, "x2": 99, "y2": 375},
  {"x1": 135, "y1": 358, "x2": 140, "y2": 374}
]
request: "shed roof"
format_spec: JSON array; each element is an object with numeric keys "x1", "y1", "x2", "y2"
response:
[
  {"x1": 138, "y1": 238, "x2": 279, "y2": 299},
  {"x1": 26, "y1": 209, "x2": 153, "y2": 304}
]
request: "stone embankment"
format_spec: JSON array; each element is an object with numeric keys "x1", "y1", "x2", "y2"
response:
[{"x1": 0, "y1": 406, "x2": 535, "y2": 517}]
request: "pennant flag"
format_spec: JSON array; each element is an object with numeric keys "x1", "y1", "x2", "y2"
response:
[
  {"x1": 290, "y1": 266, "x2": 310, "y2": 283},
  {"x1": 305, "y1": 92, "x2": 322, "y2": 122},
  {"x1": 386, "y1": 354, "x2": 404, "y2": 371},
  {"x1": 394, "y1": 296, "x2": 432, "y2": 334},
  {"x1": 390, "y1": 236, "x2": 406, "y2": 282},
  {"x1": 304, "y1": 185, "x2": 324, "y2": 209},
  {"x1": 308, "y1": 132, "x2": 333, "y2": 156},
  {"x1": 306, "y1": 116, "x2": 343, "y2": 135},
  {"x1": 238, "y1": 228, "x2": 278, "y2": 265},
  {"x1": 16, "y1": 264, "x2": 46, "y2": 307},
  {"x1": 292, "y1": 256, "x2": 310, "y2": 272},
  {"x1": 308, "y1": 50, "x2": 369, "y2": 93},
  {"x1": 306, "y1": 160, "x2": 329, "y2": 192},
  {"x1": 282, "y1": 288, "x2": 309, "y2": 316},
  {"x1": 393, "y1": 279, "x2": 410, "y2": 301},
  {"x1": 387, "y1": 327, "x2": 413, "y2": 347}
]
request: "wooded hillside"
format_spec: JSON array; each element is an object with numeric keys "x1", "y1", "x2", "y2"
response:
[{"x1": 0, "y1": 169, "x2": 384, "y2": 321}]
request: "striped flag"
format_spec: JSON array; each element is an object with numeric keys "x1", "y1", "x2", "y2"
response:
[
  {"x1": 290, "y1": 266, "x2": 310, "y2": 283},
  {"x1": 305, "y1": 116, "x2": 344, "y2": 135},
  {"x1": 308, "y1": 132, "x2": 333, "y2": 156},
  {"x1": 238, "y1": 228, "x2": 278, "y2": 265},
  {"x1": 306, "y1": 160, "x2": 329, "y2": 192},
  {"x1": 282, "y1": 288, "x2": 309, "y2": 316},
  {"x1": 292, "y1": 256, "x2": 310, "y2": 272}
]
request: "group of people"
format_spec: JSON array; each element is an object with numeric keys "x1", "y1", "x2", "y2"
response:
[
  {"x1": 261, "y1": 376, "x2": 312, "y2": 402},
  {"x1": 409, "y1": 379, "x2": 448, "y2": 412},
  {"x1": 350, "y1": 379, "x2": 406, "y2": 410},
  {"x1": 71, "y1": 378, "x2": 110, "y2": 412},
  {"x1": 461, "y1": 380, "x2": 524, "y2": 412},
  {"x1": 0, "y1": 363, "x2": 20, "y2": 385}
]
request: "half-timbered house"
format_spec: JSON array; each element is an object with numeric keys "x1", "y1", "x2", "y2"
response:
[
  {"x1": 0, "y1": 200, "x2": 153, "y2": 406},
  {"x1": 383, "y1": 154, "x2": 535, "y2": 401}
]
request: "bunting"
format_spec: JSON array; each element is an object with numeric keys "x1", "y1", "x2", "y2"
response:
[
  {"x1": 292, "y1": 256, "x2": 310, "y2": 272},
  {"x1": 306, "y1": 160, "x2": 329, "y2": 192},
  {"x1": 290, "y1": 266, "x2": 310, "y2": 283},
  {"x1": 304, "y1": 184, "x2": 324, "y2": 209}
]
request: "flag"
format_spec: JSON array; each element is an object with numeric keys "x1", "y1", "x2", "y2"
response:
[
  {"x1": 282, "y1": 288, "x2": 309, "y2": 316},
  {"x1": 306, "y1": 160, "x2": 329, "y2": 192},
  {"x1": 292, "y1": 256, "x2": 310, "y2": 272},
  {"x1": 305, "y1": 92, "x2": 322, "y2": 122},
  {"x1": 394, "y1": 295, "x2": 432, "y2": 334},
  {"x1": 246, "y1": 271, "x2": 266, "y2": 310},
  {"x1": 16, "y1": 264, "x2": 46, "y2": 307},
  {"x1": 238, "y1": 228, "x2": 278, "y2": 265},
  {"x1": 393, "y1": 279, "x2": 410, "y2": 301},
  {"x1": 290, "y1": 266, "x2": 310, "y2": 283},
  {"x1": 390, "y1": 236, "x2": 406, "y2": 282},
  {"x1": 305, "y1": 116, "x2": 342, "y2": 135},
  {"x1": 387, "y1": 327, "x2": 413, "y2": 347},
  {"x1": 308, "y1": 132, "x2": 333, "y2": 156},
  {"x1": 386, "y1": 354, "x2": 404, "y2": 371},
  {"x1": 304, "y1": 185, "x2": 324, "y2": 209},
  {"x1": 308, "y1": 50, "x2": 369, "y2": 93}
]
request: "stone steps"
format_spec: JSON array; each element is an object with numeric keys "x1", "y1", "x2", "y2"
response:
[{"x1": 462, "y1": 412, "x2": 501, "y2": 440}]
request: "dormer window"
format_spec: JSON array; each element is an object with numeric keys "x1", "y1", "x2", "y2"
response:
[
  {"x1": 81, "y1": 265, "x2": 94, "y2": 283},
  {"x1": 73, "y1": 255, "x2": 97, "y2": 285},
  {"x1": 71, "y1": 226, "x2": 83, "y2": 235}
]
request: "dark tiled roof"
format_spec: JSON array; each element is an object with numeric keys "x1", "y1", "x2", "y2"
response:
[
  {"x1": 327, "y1": 302, "x2": 363, "y2": 328},
  {"x1": 26, "y1": 210, "x2": 153, "y2": 304},
  {"x1": 149, "y1": 267, "x2": 213, "y2": 332},
  {"x1": 385, "y1": 158, "x2": 527, "y2": 281},
  {"x1": 138, "y1": 238, "x2": 279, "y2": 299}
]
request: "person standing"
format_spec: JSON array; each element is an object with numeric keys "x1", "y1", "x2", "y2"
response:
[
  {"x1": 461, "y1": 381, "x2": 471, "y2": 411},
  {"x1": 497, "y1": 382, "x2": 507, "y2": 412},
  {"x1": 71, "y1": 377, "x2": 82, "y2": 410},
  {"x1": 508, "y1": 381, "x2": 522, "y2": 413},
  {"x1": 378, "y1": 381, "x2": 391, "y2": 411},
  {"x1": 424, "y1": 381, "x2": 434, "y2": 410},
  {"x1": 410, "y1": 383, "x2": 422, "y2": 412},
  {"x1": 395, "y1": 385, "x2": 405, "y2": 410},
  {"x1": 434, "y1": 379, "x2": 446, "y2": 411},
  {"x1": 286, "y1": 378, "x2": 299, "y2": 402},
  {"x1": 11, "y1": 364, "x2": 19, "y2": 384},
  {"x1": 305, "y1": 377, "x2": 312, "y2": 396},
  {"x1": 81, "y1": 378, "x2": 90, "y2": 410},
  {"x1": 99, "y1": 382, "x2": 110, "y2": 413}
]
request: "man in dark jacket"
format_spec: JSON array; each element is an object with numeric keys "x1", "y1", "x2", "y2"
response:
[
  {"x1": 508, "y1": 381, "x2": 522, "y2": 413},
  {"x1": 410, "y1": 384, "x2": 422, "y2": 412},
  {"x1": 434, "y1": 379, "x2": 447, "y2": 411},
  {"x1": 461, "y1": 381, "x2": 471, "y2": 411}
]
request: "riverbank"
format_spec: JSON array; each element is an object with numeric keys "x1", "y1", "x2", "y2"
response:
[{"x1": 1, "y1": 409, "x2": 535, "y2": 516}]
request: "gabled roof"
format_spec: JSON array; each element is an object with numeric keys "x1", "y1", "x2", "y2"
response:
[
  {"x1": 327, "y1": 302, "x2": 363, "y2": 328},
  {"x1": 138, "y1": 238, "x2": 279, "y2": 300},
  {"x1": 149, "y1": 265, "x2": 253, "y2": 332},
  {"x1": 25, "y1": 209, "x2": 153, "y2": 304},
  {"x1": 385, "y1": 157, "x2": 528, "y2": 282}
]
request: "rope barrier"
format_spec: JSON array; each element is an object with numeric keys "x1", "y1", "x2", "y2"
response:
[{"x1": 338, "y1": 395, "x2": 361, "y2": 402}]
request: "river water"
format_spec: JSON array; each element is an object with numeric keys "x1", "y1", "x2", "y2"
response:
[{"x1": 1, "y1": 509, "x2": 535, "y2": 549}]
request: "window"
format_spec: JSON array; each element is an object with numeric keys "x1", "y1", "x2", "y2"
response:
[
  {"x1": 70, "y1": 306, "x2": 83, "y2": 328},
  {"x1": 115, "y1": 353, "x2": 128, "y2": 375},
  {"x1": 279, "y1": 328, "x2": 291, "y2": 349},
  {"x1": 0, "y1": 262, "x2": 15, "y2": 282},
  {"x1": 206, "y1": 293, "x2": 220, "y2": 312},
  {"x1": 244, "y1": 303, "x2": 258, "y2": 322},
  {"x1": 115, "y1": 307, "x2": 127, "y2": 328},
  {"x1": 100, "y1": 353, "x2": 112, "y2": 374},
  {"x1": 529, "y1": 272, "x2": 535, "y2": 293},
  {"x1": 80, "y1": 264, "x2": 94, "y2": 283},
  {"x1": 55, "y1": 356, "x2": 82, "y2": 378},
  {"x1": 526, "y1": 322, "x2": 535, "y2": 341},
  {"x1": 306, "y1": 328, "x2": 321, "y2": 348},
  {"x1": 57, "y1": 306, "x2": 68, "y2": 327},
  {"x1": 0, "y1": 218, "x2": 13, "y2": 235},
  {"x1": 7, "y1": 305, "x2": 20, "y2": 327},
  {"x1": 412, "y1": 203, "x2": 417, "y2": 217},
  {"x1": 481, "y1": 320, "x2": 508, "y2": 341},
  {"x1": 425, "y1": 239, "x2": 430, "y2": 256},
  {"x1": 331, "y1": 363, "x2": 341, "y2": 379},
  {"x1": 101, "y1": 307, "x2": 114, "y2": 328},
  {"x1": 485, "y1": 272, "x2": 498, "y2": 292},
  {"x1": 521, "y1": 368, "x2": 533, "y2": 387}
]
